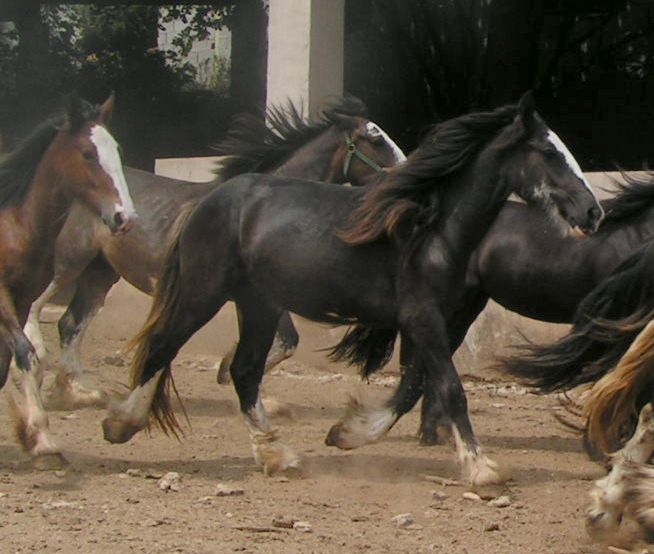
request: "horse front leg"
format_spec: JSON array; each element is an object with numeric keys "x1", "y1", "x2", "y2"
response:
[
  {"x1": 0, "y1": 293, "x2": 65, "y2": 468},
  {"x1": 406, "y1": 308, "x2": 504, "y2": 487},
  {"x1": 48, "y1": 256, "x2": 119, "y2": 409}
]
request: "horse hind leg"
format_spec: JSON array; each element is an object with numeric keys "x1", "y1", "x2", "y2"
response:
[
  {"x1": 217, "y1": 310, "x2": 299, "y2": 385},
  {"x1": 47, "y1": 256, "x2": 119, "y2": 410},
  {"x1": 586, "y1": 403, "x2": 654, "y2": 546},
  {"x1": 231, "y1": 296, "x2": 300, "y2": 476}
]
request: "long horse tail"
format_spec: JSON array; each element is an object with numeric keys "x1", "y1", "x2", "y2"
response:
[
  {"x1": 127, "y1": 203, "x2": 196, "y2": 438},
  {"x1": 502, "y1": 240, "x2": 654, "y2": 392},
  {"x1": 585, "y1": 319, "x2": 654, "y2": 453},
  {"x1": 328, "y1": 325, "x2": 397, "y2": 378}
]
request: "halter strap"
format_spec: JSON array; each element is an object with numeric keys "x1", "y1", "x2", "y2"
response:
[{"x1": 343, "y1": 132, "x2": 384, "y2": 179}]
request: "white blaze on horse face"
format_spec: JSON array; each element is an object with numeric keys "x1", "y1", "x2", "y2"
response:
[
  {"x1": 366, "y1": 121, "x2": 407, "y2": 164},
  {"x1": 89, "y1": 125, "x2": 136, "y2": 219},
  {"x1": 546, "y1": 129, "x2": 597, "y2": 200}
]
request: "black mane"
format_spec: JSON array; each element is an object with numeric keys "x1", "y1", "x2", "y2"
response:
[
  {"x1": 213, "y1": 96, "x2": 368, "y2": 181},
  {"x1": 340, "y1": 104, "x2": 522, "y2": 244},
  {"x1": 601, "y1": 172, "x2": 654, "y2": 223},
  {"x1": 0, "y1": 117, "x2": 63, "y2": 209}
]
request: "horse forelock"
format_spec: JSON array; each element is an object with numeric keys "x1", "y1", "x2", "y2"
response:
[
  {"x1": 213, "y1": 96, "x2": 370, "y2": 182},
  {"x1": 339, "y1": 104, "x2": 521, "y2": 245}
]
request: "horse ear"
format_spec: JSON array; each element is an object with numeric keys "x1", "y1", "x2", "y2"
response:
[
  {"x1": 66, "y1": 93, "x2": 85, "y2": 132},
  {"x1": 99, "y1": 92, "x2": 115, "y2": 125},
  {"x1": 330, "y1": 112, "x2": 359, "y2": 131},
  {"x1": 518, "y1": 91, "x2": 536, "y2": 125}
]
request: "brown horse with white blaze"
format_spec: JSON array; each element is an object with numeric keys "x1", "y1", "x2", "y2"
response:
[{"x1": 0, "y1": 94, "x2": 135, "y2": 468}]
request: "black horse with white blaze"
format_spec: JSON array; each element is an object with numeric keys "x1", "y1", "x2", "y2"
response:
[{"x1": 102, "y1": 93, "x2": 602, "y2": 486}]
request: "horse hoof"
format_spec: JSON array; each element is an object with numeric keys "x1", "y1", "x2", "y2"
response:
[
  {"x1": 325, "y1": 424, "x2": 352, "y2": 450},
  {"x1": 102, "y1": 417, "x2": 142, "y2": 444},
  {"x1": 419, "y1": 432, "x2": 440, "y2": 446},
  {"x1": 32, "y1": 452, "x2": 69, "y2": 471}
]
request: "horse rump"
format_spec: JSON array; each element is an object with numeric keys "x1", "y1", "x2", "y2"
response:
[{"x1": 328, "y1": 325, "x2": 397, "y2": 378}]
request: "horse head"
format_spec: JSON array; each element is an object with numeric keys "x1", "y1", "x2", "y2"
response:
[
  {"x1": 499, "y1": 92, "x2": 603, "y2": 235},
  {"x1": 54, "y1": 93, "x2": 136, "y2": 235},
  {"x1": 330, "y1": 111, "x2": 406, "y2": 186}
]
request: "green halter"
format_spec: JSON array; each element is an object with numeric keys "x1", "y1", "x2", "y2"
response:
[{"x1": 343, "y1": 132, "x2": 384, "y2": 179}]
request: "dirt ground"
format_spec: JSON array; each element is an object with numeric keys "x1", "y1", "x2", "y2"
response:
[{"x1": 0, "y1": 282, "x2": 627, "y2": 553}]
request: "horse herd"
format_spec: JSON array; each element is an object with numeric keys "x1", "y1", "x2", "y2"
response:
[{"x1": 1, "y1": 91, "x2": 653, "y2": 547}]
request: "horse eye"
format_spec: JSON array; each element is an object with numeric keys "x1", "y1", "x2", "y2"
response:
[{"x1": 82, "y1": 150, "x2": 95, "y2": 161}]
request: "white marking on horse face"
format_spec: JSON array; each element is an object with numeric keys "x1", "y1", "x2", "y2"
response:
[
  {"x1": 89, "y1": 125, "x2": 136, "y2": 219},
  {"x1": 365, "y1": 121, "x2": 407, "y2": 164},
  {"x1": 546, "y1": 129, "x2": 597, "y2": 199}
]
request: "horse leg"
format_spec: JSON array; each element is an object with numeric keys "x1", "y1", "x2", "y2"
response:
[
  {"x1": 586, "y1": 403, "x2": 654, "y2": 544},
  {"x1": 230, "y1": 296, "x2": 300, "y2": 476},
  {"x1": 217, "y1": 310, "x2": 299, "y2": 385},
  {"x1": 23, "y1": 281, "x2": 60, "y2": 362},
  {"x1": 325, "y1": 333, "x2": 416, "y2": 450},
  {"x1": 47, "y1": 255, "x2": 119, "y2": 409},
  {"x1": 0, "y1": 291, "x2": 65, "y2": 468},
  {"x1": 420, "y1": 293, "x2": 490, "y2": 445},
  {"x1": 102, "y1": 267, "x2": 230, "y2": 443}
]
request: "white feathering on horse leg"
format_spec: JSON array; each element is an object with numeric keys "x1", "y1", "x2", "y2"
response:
[
  {"x1": 244, "y1": 395, "x2": 300, "y2": 476},
  {"x1": 452, "y1": 427, "x2": 505, "y2": 486},
  {"x1": 586, "y1": 403, "x2": 654, "y2": 544},
  {"x1": 7, "y1": 361, "x2": 65, "y2": 469},
  {"x1": 102, "y1": 369, "x2": 164, "y2": 443},
  {"x1": 326, "y1": 391, "x2": 397, "y2": 449}
]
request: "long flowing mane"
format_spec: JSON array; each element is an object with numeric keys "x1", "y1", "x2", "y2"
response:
[
  {"x1": 601, "y1": 172, "x2": 654, "y2": 224},
  {"x1": 0, "y1": 118, "x2": 62, "y2": 208},
  {"x1": 213, "y1": 96, "x2": 368, "y2": 181},
  {"x1": 339, "y1": 104, "x2": 521, "y2": 245}
]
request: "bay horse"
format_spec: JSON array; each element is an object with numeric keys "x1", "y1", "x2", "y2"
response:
[
  {"x1": 0, "y1": 94, "x2": 135, "y2": 468},
  {"x1": 101, "y1": 93, "x2": 602, "y2": 486},
  {"x1": 26, "y1": 97, "x2": 405, "y2": 409}
]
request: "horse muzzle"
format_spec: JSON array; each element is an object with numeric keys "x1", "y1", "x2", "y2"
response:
[{"x1": 104, "y1": 209, "x2": 137, "y2": 236}]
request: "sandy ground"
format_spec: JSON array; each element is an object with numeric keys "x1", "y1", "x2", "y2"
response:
[{"x1": 0, "y1": 282, "x2": 625, "y2": 553}]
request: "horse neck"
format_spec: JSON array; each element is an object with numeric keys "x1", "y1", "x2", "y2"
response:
[
  {"x1": 438, "y1": 149, "x2": 513, "y2": 260},
  {"x1": 272, "y1": 126, "x2": 342, "y2": 182},
  {"x1": 18, "y1": 157, "x2": 74, "y2": 246}
]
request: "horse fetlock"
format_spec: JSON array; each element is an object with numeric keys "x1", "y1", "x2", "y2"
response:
[
  {"x1": 102, "y1": 414, "x2": 147, "y2": 444},
  {"x1": 326, "y1": 394, "x2": 395, "y2": 449},
  {"x1": 251, "y1": 433, "x2": 301, "y2": 476},
  {"x1": 461, "y1": 452, "x2": 506, "y2": 487},
  {"x1": 47, "y1": 374, "x2": 107, "y2": 410}
]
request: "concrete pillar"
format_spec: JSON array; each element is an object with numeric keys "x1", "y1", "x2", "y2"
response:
[{"x1": 266, "y1": 0, "x2": 344, "y2": 115}]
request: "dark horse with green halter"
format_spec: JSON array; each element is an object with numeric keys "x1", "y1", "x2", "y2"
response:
[{"x1": 101, "y1": 94, "x2": 602, "y2": 486}]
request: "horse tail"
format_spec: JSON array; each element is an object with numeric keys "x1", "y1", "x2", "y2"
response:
[
  {"x1": 502, "y1": 240, "x2": 654, "y2": 392},
  {"x1": 328, "y1": 325, "x2": 397, "y2": 378},
  {"x1": 128, "y1": 203, "x2": 196, "y2": 438},
  {"x1": 585, "y1": 319, "x2": 654, "y2": 453}
]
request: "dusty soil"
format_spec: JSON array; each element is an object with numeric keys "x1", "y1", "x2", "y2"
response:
[{"x1": 0, "y1": 282, "x2": 621, "y2": 553}]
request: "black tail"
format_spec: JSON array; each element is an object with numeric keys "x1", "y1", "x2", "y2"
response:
[
  {"x1": 502, "y1": 240, "x2": 654, "y2": 392},
  {"x1": 328, "y1": 325, "x2": 397, "y2": 378}
]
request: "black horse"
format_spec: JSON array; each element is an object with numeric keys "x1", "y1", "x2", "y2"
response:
[
  {"x1": 394, "y1": 172, "x2": 654, "y2": 444},
  {"x1": 101, "y1": 93, "x2": 602, "y2": 486},
  {"x1": 501, "y1": 236, "x2": 654, "y2": 453}
]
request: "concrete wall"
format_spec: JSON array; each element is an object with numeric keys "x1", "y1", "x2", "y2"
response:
[{"x1": 266, "y1": 0, "x2": 344, "y2": 115}]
